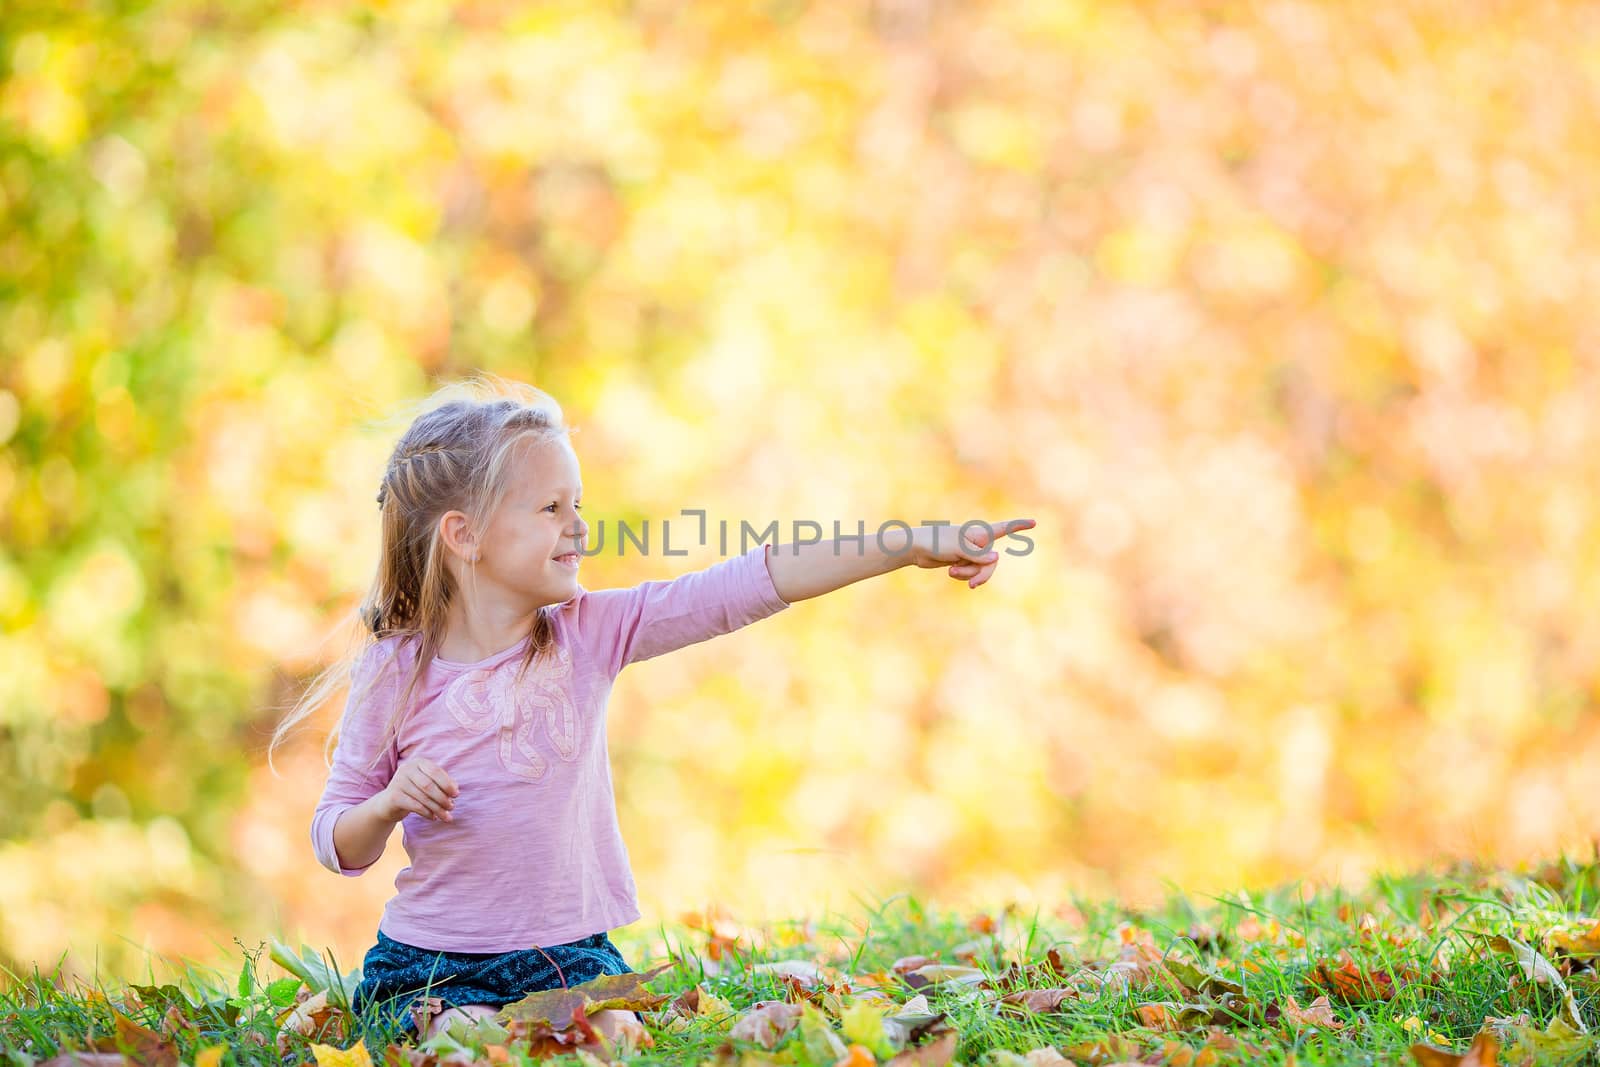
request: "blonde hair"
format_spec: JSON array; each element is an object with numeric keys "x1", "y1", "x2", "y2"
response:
[{"x1": 268, "y1": 372, "x2": 578, "y2": 778}]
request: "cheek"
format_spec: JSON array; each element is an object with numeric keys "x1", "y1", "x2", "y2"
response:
[{"x1": 513, "y1": 521, "x2": 560, "y2": 552}]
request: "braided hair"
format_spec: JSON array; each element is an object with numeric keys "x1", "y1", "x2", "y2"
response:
[{"x1": 268, "y1": 373, "x2": 578, "y2": 780}]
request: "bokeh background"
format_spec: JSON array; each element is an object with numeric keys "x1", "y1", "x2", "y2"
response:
[{"x1": 5, "y1": 0, "x2": 1600, "y2": 988}]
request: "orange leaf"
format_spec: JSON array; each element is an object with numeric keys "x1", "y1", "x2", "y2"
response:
[
  {"x1": 1410, "y1": 1030, "x2": 1500, "y2": 1067},
  {"x1": 832, "y1": 1044, "x2": 876, "y2": 1067}
]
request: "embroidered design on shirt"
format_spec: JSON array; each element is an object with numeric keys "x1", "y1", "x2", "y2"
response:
[{"x1": 442, "y1": 638, "x2": 579, "y2": 780}]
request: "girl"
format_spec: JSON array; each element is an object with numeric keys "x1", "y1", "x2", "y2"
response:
[{"x1": 271, "y1": 374, "x2": 1034, "y2": 1051}]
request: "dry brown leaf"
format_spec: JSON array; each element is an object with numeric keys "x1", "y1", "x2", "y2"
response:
[
  {"x1": 514, "y1": 1004, "x2": 608, "y2": 1061},
  {"x1": 728, "y1": 1000, "x2": 804, "y2": 1050},
  {"x1": 84, "y1": 1012, "x2": 179, "y2": 1067},
  {"x1": 1279, "y1": 994, "x2": 1343, "y2": 1032},
  {"x1": 1155, "y1": 1026, "x2": 1275, "y2": 1066},
  {"x1": 1058, "y1": 1034, "x2": 1145, "y2": 1064},
  {"x1": 277, "y1": 988, "x2": 349, "y2": 1054},
  {"x1": 1133, "y1": 1001, "x2": 1214, "y2": 1032},
  {"x1": 884, "y1": 1029, "x2": 959, "y2": 1067},
  {"x1": 1309, "y1": 949, "x2": 1402, "y2": 1003},
  {"x1": 750, "y1": 960, "x2": 828, "y2": 987},
  {"x1": 408, "y1": 996, "x2": 445, "y2": 1038},
  {"x1": 668, "y1": 984, "x2": 734, "y2": 1020},
  {"x1": 900, "y1": 964, "x2": 985, "y2": 989},
  {"x1": 891, "y1": 955, "x2": 938, "y2": 974},
  {"x1": 499, "y1": 963, "x2": 671, "y2": 1029},
  {"x1": 1410, "y1": 1029, "x2": 1501, "y2": 1067},
  {"x1": 999, "y1": 987, "x2": 1075, "y2": 1014},
  {"x1": 1020, "y1": 1048, "x2": 1072, "y2": 1065}
]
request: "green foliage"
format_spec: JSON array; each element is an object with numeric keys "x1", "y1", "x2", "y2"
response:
[{"x1": 270, "y1": 941, "x2": 362, "y2": 1011}]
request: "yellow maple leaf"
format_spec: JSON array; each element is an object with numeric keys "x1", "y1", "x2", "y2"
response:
[
  {"x1": 308, "y1": 1040, "x2": 373, "y2": 1067},
  {"x1": 192, "y1": 1044, "x2": 228, "y2": 1067}
]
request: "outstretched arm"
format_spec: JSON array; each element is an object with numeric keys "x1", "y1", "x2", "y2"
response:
[
  {"x1": 766, "y1": 517, "x2": 1036, "y2": 603},
  {"x1": 565, "y1": 543, "x2": 794, "y2": 675}
]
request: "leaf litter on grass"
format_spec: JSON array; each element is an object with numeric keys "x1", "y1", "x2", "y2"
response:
[{"x1": 9, "y1": 853, "x2": 1600, "y2": 1066}]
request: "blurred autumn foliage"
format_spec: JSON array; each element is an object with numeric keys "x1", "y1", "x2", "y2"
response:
[{"x1": 4, "y1": 0, "x2": 1600, "y2": 988}]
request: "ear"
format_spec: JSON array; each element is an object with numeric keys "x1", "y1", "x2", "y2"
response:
[{"x1": 438, "y1": 510, "x2": 480, "y2": 562}]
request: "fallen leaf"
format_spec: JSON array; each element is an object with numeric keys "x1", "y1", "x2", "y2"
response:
[
  {"x1": 798, "y1": 1003, "x2": 848, "y2": 1063},
  {"x1": 1485, "y1": 934, "x2": 1588, "y2": 1034},
  {"x1": 498, "y1": 963, "x2": 671, "y2": 1028},
  {"x1": 277, "y1": 988, "x2": 349, "y2": 1053},
  {"x1": 89, "y1": 1012, "x2": 179, "y2": 1067},
  {"x1": 668, "y1": 983, "x2": 736, "y2": 1021},
  {"x1": 1163, "y1": 960, "x2": 1245, "y2": 999},
  {"x1": 1546, "y1": 920, "x2": 1600, "y2": 961},
  {"x1": 1504, "y1": 1013, "x2": 1594, "y2": 1063},
  {"x1": 309, "y1": 1040, "x2": 374, "y2": 1067},
  {"x1": 1133, "y1": 1001, "x2": 1213, "y2": 1032},
  {"x1": 728, "y1": 1000, "x2": 804, "y2": 1050},
  {"x1": 1058, "y1": 1034, "x2": 1146, "y2": 1064},
  {"x1": 882, "y1": 993, "x2": 946, "y2": 1047},
  {"x1": 999, "y1": 987, "x2": 1075, "y2": 1015},
  {"x1": 1020, "y1": 1049, "x2": 1071, "y2": 1065},
  {"x1": 884, "y1": 1029, "x2": 958, "y2": 1067},
  {"x1": 750, "y1": 960, "x2": 827, "y2": 987},
  {"x1": 832, "y1": 1043, "x2": 876, "y2": 1067},
  {"x1": 983, "y1": 1052, "x2": 1106, "y2": 1067},
  {"x1": 891, "y1": 955, "x2": 938, "y2": 974},
  {"x1": 158, "y1": 1005, "x2": 197, "y2": 1040},
  {"x1": 839, "y1": 998, "x2": 896, "y2": 1059},
  {"x1": 1308, "y1": 949, "x2": 1404, "y2": 1003},
  {"x1": 1155, "y1": 1026, "x2": 1275, "y2": 1065},
  {"x1": 900, "y1": 964, "x2": 985, "y2": 991},
  {"x1": 408, "y1": 996, "x2": 445, "y2": 1038},
  {"x1": 1278, "y1": 994, "x2": 1343, "y2": 1032},
  {"x1": 1410, "y1": 1029, "x2": 1501, "y2": 1067}
]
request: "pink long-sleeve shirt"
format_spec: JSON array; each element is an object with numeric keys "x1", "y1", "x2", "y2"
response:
[{"x1": 309, "y1": 543, "x2": 791, "y2": 953}]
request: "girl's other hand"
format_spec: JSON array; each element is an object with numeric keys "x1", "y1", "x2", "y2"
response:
[
  {"x1": 380, "y1": 757, "x2": 460, "y2": 823},
  {"x1": 908, "y1": 517, "x2": 1036, "y2": 589}
]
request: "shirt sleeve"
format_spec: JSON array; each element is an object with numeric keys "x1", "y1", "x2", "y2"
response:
[
  {"x1": 309, "y1": 639, "x2": 404, "y2": 877},
  {"x1": 563, "y1": 542, "x2": 792, "y2": 677}
]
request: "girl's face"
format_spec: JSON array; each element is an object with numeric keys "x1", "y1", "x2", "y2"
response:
[{"x1": 478, "y1": 439, "x2": 588, "y2": 604}]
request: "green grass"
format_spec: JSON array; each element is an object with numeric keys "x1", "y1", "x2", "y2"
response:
[{"x1": 4, "y1": 849, "x2": 1599, "y2": 1066}]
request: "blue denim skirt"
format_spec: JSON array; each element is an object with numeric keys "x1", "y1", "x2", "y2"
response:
[{"x1": 351, "y1": 926, "x2": 636, "y2": 1039}]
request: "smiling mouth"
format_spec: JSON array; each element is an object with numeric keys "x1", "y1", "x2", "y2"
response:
[{"x1": 553, "y1": 553, "x2": 581, "y2": 567}]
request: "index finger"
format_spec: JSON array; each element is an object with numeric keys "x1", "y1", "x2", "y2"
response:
[
  {"x1": 418, "y1": 759, "x2": 459, "y2": 796},
  {"x1": 979, "y1": 518, "x2": 1036, "y2": 546}
]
